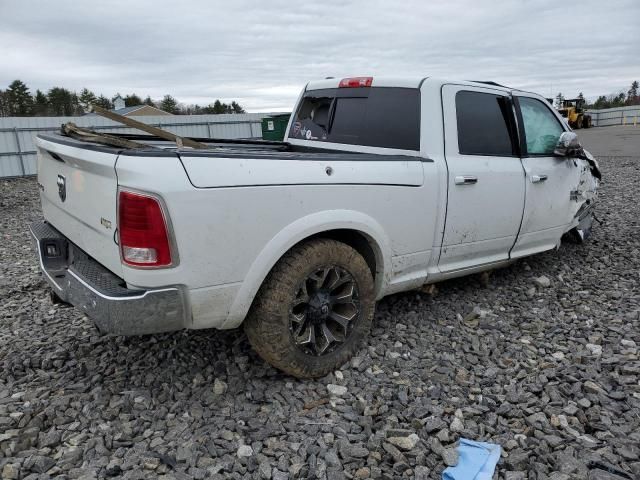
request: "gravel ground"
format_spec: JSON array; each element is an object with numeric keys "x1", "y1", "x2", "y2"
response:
[{"x1": 1, "y1": 157, "x2": 639, "y2": 480}]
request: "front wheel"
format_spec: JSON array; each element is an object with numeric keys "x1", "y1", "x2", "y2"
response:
[{"x1": 244, "y1": 238, "x2": 375, "y2": 378}]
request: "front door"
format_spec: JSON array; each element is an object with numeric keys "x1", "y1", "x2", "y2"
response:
[
  {"x1": 439, "y1": 85, "x2": 525, "y2": 272},
  {"x1": 510, "y1": 94, "x2": 583, "y2": 258}
]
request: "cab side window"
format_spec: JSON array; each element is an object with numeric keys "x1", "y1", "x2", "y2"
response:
[
  {"x1": 518, "y1": 97, "x2": 564, "y2": 155},
  {"x1": 455, "y1": 90, "x2": 517, "y2": 156}
]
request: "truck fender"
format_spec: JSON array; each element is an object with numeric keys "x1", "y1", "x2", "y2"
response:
[{"x1": 221, "y1": 210, "x2": 393, "y2": 329}]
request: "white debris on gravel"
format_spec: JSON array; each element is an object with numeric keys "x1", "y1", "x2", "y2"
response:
[
  {"x1": 534, "y1": 275, "x2": 551, "y2": 288},
  {"x1": 236, "y1": 445, "x2": 254, "y2": 458},
  {"x1": 327, "y1": 384, "x2": 348, "y2": 396},
  {"x1": 586, "y1": 343, "x2": 603, "y2": 356},
  {"x1": 387, "y1": 434, "x2": 420, "y2": 451},
  {"x1": 213, "y1": 378, "x2": 228, "y2": 395}
]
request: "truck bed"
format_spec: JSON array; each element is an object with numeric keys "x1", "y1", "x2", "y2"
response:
[
  {"x1": 38, "y1": 132, "x2": 423, "y2": 162},
  {"x1": 35, "y1": 132, "x2": 429, "y2": 284}
]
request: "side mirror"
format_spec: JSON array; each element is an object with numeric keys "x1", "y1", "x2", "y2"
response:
[{"x1": 554, "y1": 131, "x2": 583, "y2": 157}]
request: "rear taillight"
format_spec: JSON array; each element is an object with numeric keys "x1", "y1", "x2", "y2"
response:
[
  {"x1": 338, "y1": 77, "x2": 373, "y2": 88},
  {"x1": 118, "y1": 190, "x2": 173, "y2": 267}
]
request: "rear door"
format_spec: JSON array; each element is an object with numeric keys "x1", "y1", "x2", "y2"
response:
[
  {"x1": 439, "y1": 85, "x2": 525, "y2": 272},
  {"x1": 510, "y1": 94, "x2": 581, "y2": 257}
]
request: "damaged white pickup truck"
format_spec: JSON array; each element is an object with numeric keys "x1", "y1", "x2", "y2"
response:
[{"x1": 31, "y1": 77, "x2": 600, "y2": 378}]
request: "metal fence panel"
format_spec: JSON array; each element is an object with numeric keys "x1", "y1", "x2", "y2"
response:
[
  {"x1": 585, "y1": 106, "x2": 640, "y2": 127},
  {"x1": 0, "y1": 155, "x2": 24, "y2": 177},
  {"x1": 0, "y1": 113, "x2": 276, "y2": 178}
]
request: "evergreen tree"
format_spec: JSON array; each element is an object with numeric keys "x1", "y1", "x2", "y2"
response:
[
  {"x1": 32, "y1": 89, "x2": 49, "y2": 116},
  {"x1": 212, "y1": 100, "x2": 226, "y2": 114},
  {"x1": 201, "y1": 99, "x2": 245, "y2": 114},
  {"x1": 555, "y1": 92, "x2": 564, "y2": 109},
  {"x1": 593, "y1": 95, "x2": 609, "y2": 109},
  {"x1": 6, "y1": 80, "x2": 32, "y2": 116},
  {"x1": 94, "y1": 95, "x2": 113, "y2": 110},
  {"x1": 0, "y1": 90, "x2": 8, "y2": 116},
  {"x1": 78, "y1": 88, "x2": 97, "y2": 113},
  {"x1": 0, "y1": 82, "x2": 248, "y2": 116},
  {"x1": 627, "y1": 80, "x2": 639, "y2": 105},
  {"x1": 159, "y1": 94, "x2": 178, "y2": 114},
  {"x1": 201, "y1": 103, "x2": 216, "y2": 114},
  {"x1": 124, "y1": 94, "x2": 143, "y2": 107},
  {"x1": 230, "y1": 101, "x2": 245, "y2": 114},
  {"x1": 613, "y1": 92, "x2": 626, "y2": 107},
  {"x1": 71, "y1": 92, "x2": 83, "y2": 115},
  {"x1": 47, "y1": 87, "x2": 77, "y2": 116}
]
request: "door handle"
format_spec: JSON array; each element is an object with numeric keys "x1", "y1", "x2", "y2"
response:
[
  {"x1": 454, "y1": 175, "x2": 478, "y2": 185},
  {"x1": 530, "y1": 174, "x2": 548, "y2": 183}
]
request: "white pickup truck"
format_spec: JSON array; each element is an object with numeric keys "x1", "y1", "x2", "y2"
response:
[{"x1": 31, "y1": 76, "x2": 600, "y2": 378}]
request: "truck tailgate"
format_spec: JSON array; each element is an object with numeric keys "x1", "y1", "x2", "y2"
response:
[{"x1": 36, "y1": 136, "x2": 122, "y2": 277}]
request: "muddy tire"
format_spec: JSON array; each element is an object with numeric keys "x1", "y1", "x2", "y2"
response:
[{"x1": 244, "y1": 238, "x2": 375, "y2": 378}]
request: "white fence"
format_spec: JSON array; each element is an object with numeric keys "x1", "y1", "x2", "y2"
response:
[
  {"x1": 0, "y1": 113, "x2": 272, "y2": 178},
  {"x1": 586, "y1": 105, "x2": 640, "y2": 127}
]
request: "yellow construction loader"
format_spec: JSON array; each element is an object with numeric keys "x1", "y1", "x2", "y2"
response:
[{"x1": 558, "y1": 98, "x2": 592, "y2": 129}]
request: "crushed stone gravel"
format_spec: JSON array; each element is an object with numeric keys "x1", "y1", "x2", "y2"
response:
[{"x1": 1, "y1": 157, "x2": 639, "y2": 479}]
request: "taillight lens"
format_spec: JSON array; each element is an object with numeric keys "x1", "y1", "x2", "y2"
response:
[
  {"x1": 118, "y1": 190, "x2": 172, "y2": 267},
  {"x1": 339, "y1": 77, "x2": 373, "y2": 88}
]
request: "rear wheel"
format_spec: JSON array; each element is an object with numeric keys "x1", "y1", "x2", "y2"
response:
[
  {"x1": 583, "y1": 116, "x2": 592, "y2": 128},
  {"x1": 244, "y1": 238, "x2": 375, "y2": 378}
]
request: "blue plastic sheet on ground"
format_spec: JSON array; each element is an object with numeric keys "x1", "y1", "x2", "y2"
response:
[{"x1": 442, "y1": 438, "x2": 501, "y2": 480}]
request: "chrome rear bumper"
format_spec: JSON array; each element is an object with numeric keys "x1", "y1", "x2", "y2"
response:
[{"x1": 30, "y1": 221, "x2": 188, "y2": 335}]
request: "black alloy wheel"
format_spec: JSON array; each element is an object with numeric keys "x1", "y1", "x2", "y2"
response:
[{"x1": 289, "y1": 265, "x2": 360, "y2": 356}]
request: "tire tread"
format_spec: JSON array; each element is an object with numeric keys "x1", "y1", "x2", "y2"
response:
[{"x1": 244, "y1": 238, "x2": 375, "y2": 378}]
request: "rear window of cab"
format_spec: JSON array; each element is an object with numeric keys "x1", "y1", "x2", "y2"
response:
[{"x1": 289, "y1": 87, "x2": 420, "y2": 151}]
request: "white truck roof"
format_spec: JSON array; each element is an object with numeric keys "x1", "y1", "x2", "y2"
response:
[{"x1": 305, "y1": 76, "x2": 514, "y2": 92}]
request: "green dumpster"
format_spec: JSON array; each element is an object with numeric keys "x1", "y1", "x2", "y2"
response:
[{"x1": 261, "y1": 113, "x2": 291, "y2": 141}]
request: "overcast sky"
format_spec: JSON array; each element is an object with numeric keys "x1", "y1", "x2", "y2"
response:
[{"x1": 0, "y1": 0, "x2": 638, "y2": 112}]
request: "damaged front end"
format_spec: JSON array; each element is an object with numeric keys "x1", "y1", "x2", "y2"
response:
[
  {"x1": 554, "y1": 131, "x2": 601, "y2": 242},
  {"x1": 567, "y1": 148, "x2": 600, "y2": 242}
]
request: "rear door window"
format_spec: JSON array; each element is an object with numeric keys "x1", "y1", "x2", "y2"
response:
[
  {"x1": 455, "y1": 90, "x2": 517, "y2": 156},
  {"x1": 290, "y1": 87, "x2": 420, "y2": 150}
]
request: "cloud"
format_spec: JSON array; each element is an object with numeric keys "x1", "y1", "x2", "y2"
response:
[{"x1": 0, "y1": 0, "x2": 638, "y2": 111}]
